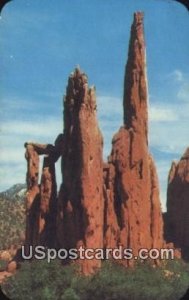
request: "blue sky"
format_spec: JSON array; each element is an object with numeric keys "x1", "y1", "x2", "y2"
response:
[{"x1": 0, "y1": 0, "x2": 189, "y2": 211}]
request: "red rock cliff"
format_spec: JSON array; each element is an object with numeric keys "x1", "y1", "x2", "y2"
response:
[
  {"x1": 166, "y1": 148, "x2": 189, "y2": 259},
  {"x1": 103, "y1": 12, "x2": 164, "y2": 262}
]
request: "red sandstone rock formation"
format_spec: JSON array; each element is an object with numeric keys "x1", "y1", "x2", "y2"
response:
[
  {"x1": 25, "y1": 144, "x2": 40, "y2": 251},
  {"x1": 103, "y1": 12, "x2": 164, "y2": 262},
  {"x1": 24, "y1": 135, "x2": 63, "y2": 250},
  {"x1": 56, "y1": 67, "x2": 104, "y2": 274},
  {"x1": 166, "y1": 148, "x2": 189, "y2": 259},
  {"x1": 39, "y1": 156, "x2": 57, "y2": 247},
  {"x1": 24, "y1": 12, "x2": 165, "y2": 273}
]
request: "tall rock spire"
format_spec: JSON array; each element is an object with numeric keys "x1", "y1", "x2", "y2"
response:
[
  {"x1": 104, "y1": 12, "x2": 164, "y2": 262},
  {"x1": 57, "y1": 68, "x2": 104, "y2": 274},
  {"x1": 123, "y1": 12, "x2": 148, "y2": 143}
]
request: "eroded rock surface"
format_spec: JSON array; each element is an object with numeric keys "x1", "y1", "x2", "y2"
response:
[
  {"x1": 103, "y1": 12, "x2": 164, "y2": 262},
  {"x1": 166, "y1": 148, "x2": 189, "y2": 259},
  {"x1": 24, "y1": 135, "x2": 63, "y2": 250},
  {"x1": 57, "y1": 68, "x2": 104, "y2": 274}
]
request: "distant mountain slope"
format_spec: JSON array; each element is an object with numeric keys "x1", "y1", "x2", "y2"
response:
[
  {"x1": 0, "y1": 184, "x2": 26, "y2": 201},
  {"x1": 0, "y1": 184, "x2": 26, "y2": 250}
]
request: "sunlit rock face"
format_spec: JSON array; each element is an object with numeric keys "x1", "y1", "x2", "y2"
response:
[
  {"x1": 103, "y1": 12, "x2": 164, "y2": 263},
  {"x1": 57, "y1": 68, "x2": 104, "y2": 274}
]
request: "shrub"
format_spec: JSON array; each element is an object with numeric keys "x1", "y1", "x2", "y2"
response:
[
  {"x1": 2, "y1": 259, "x2": 189, "y2": 300},
  {"x1": 0, "y1": 197, "x2": 25, "y2": 250},
  {"x1": 0, "y1": 259, "x2": 7, "y2": 271}
]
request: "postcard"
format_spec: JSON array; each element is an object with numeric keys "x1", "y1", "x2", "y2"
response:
[{"x1": 0, "y1": 1, "x2": 189, "y2": 299}]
